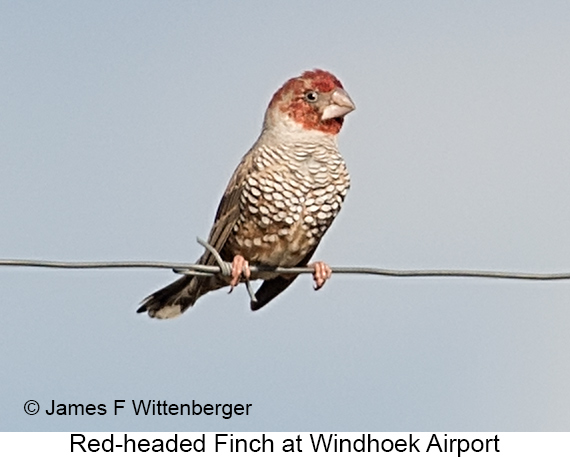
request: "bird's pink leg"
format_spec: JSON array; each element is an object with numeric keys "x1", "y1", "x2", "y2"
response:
[
  {"x1": 228, "y1": 255, "x2": 251, "y2": 292},
  {"x1": 310, "y1": 261, "x2": 332, "y2": 290}
]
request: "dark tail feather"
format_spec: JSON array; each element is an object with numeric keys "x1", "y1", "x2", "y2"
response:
[
  {"x1": 251, "y1": 275, "x2": 298, "y2": 311},
  {"x1": 138, "y1": 276, "x2": 203, "y2": 319}
]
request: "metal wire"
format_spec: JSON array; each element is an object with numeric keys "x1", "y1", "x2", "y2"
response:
[
  {"x1": 1, "y1": 237, "x2": 569, "y2": 281},
  {"x1": 2, "y1": 259, "x2": 570, "y2": 280}
]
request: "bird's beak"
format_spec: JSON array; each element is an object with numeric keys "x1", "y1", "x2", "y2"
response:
[{"x1": 321, "y1": 88, "x2": 355, "y2": 120}]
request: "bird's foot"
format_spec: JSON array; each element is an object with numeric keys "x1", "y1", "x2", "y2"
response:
[
  {"x1": 310, "y1": 261, "x2": 332, "y2": 290},
  {"x1": 228, "y1": 255, "x2": 251, "y2": 293}
]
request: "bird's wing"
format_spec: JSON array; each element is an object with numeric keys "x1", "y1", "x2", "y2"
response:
[
  {"x1": 199, "y1": 150, "x2": 254, "y2": 266},
  {"x1": 137, "y1": 153, "x2": 254, "y2": 317}
]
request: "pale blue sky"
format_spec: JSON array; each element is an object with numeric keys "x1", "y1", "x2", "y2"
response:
[{"x1": 2, "y1": 1, "x2": 570, "y2": 431}]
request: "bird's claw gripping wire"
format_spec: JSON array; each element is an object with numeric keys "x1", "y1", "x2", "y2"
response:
[{"x1": 310, "y1": 261, "x2": 332, "y2": 290}]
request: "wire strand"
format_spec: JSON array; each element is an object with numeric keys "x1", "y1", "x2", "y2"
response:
[{"x1": 1, "y1": 238, "x2": 569, "y2": 281}]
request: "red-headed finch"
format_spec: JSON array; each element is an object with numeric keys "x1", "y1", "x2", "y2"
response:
[{"x1": 139, "y1": 69, "x2": 355, "y2": 318}]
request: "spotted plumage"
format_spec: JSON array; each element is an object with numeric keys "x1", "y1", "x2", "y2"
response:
[
  {"x1": 138, "y1": 69, "x2": 355, "y2": 319},
  {"x1": 225, "y1": 142, "x2": 349, "y2": 267}
]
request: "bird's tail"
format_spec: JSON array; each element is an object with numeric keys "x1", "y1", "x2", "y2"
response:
[{"x1": 137, "y1": 275, "x2": 209, "y2": 319}]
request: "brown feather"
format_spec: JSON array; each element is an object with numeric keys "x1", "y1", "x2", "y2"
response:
[{"x1": 251, "y1": 246, "x2": 318, "y2": 311}]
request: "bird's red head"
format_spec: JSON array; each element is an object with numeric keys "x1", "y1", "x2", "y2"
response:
[{"x1": 268, "y1": 69, "x2": 355, "y2": 135}]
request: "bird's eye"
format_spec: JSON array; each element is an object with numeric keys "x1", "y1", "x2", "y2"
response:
[{"x1": 304, "y1": 91, "x2": 319, "y2": 103}]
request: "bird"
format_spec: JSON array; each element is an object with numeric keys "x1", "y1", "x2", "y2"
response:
[{"x1": 138, "y1": 69, "x2": 355, "y2": 319}]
